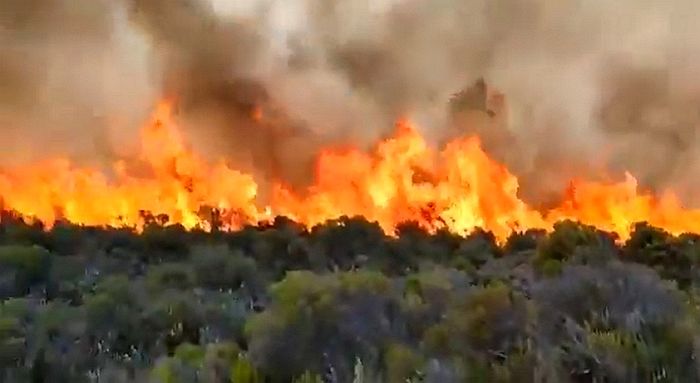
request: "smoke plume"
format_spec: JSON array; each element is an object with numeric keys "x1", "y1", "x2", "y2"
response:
[
  {"x1": 3, "y1": 0, "x2": 700, "y2": 205},
  {"x1": 0, "y1": 0, "x2": 156, "y2": 166}
]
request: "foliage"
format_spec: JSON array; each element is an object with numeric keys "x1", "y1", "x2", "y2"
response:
[
  {"x1": 0, "y1": 217, "x2": 697, "y2": 381},
  {"x1": 0, "y1": 245, "x2": 51, "y2": 296}
]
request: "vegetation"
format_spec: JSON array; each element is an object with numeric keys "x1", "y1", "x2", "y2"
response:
[{"x1": 0, "y1": 212, "x2": 700, "y2": 382}]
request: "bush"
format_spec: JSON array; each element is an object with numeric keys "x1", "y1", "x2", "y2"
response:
[
  {"x1": 192, "y1": 245, "x2": 259, "y2": 292},
  {"x1": 0, "y1": 216, "x2": 698, "y2": 381},
  {"x1": 147, "y1": 263, "x2": 196, "y2": 291},
  {"x1": 535, "y1": 220, "x2": 606, "y2": 269},
  {"x1": 0, "y1": 245, "x2": 51, "y2": 295}
]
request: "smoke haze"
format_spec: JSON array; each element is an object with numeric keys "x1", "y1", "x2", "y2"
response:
[{"x1": 2, "y1": 0, "x2": 700, "y2": 204}]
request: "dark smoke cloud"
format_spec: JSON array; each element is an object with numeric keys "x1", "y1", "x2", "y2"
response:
[
  {"x1": 125, "y1": 0, "x2": 323, "y2": 189},
  {"x1": 282, "y1": 0, "x2": 700, "y2": 205},
  {"x1": 4, "y1": 0, "x2": 700, "y2": 206}
]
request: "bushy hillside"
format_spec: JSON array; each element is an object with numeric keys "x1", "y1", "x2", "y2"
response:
[{"x1": 1, "y1": 212, "x2": 699, "y2": 382}]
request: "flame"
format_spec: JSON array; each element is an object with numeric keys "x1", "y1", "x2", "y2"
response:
[
  {"x1": 271, "y1": 119, "x2": 545, "y2": 240},
  {"x1": 0, "y1": 101, "x2": 259, "y2": 231},
  {"x1": 2, "y1": 100, "x2": 700, "y2": 242}
]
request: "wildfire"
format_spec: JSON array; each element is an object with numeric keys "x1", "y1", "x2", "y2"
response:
[{"x1": 1, "y1": 100, "x2": 699, "y2": 242}]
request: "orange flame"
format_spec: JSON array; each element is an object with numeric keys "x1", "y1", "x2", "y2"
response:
[
  {"x1": 0, "y1": 101, "x2": 259, "y2": 231},
  {"x1": 2, "y1": 101, "x2": 700, "y2": 242}
]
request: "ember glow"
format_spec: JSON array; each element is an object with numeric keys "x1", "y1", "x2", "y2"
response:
[{"x1": 2, "y1": 100, "x2": 700, "y2": 242}]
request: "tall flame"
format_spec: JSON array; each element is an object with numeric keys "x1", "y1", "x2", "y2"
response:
[{"x1": 2, "y1": 100, "x2": 700, "y2": 242}]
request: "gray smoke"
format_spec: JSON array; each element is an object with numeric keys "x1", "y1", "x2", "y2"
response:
[
  {"x1": 0, "y1": 0, "x2": 156, "y2": 167},
  {"x1": 280, "y1": 0, "x2": 700, "y2": 205},
  {"x1": 3, "y1": 0, "x2": 700, "y2": 205}
]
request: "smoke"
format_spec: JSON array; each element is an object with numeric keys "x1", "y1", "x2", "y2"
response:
[
  {"x1": 278, "y1": 0, "x2": 700, "y2": 205},
  {"x1": 3, "y1": 0, "x2": 700, "y2": 205},
  {"x1": 0, "y1": 0, "x2": 156, "y2": 166}
]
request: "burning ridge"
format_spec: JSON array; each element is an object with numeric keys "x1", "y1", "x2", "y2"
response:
[{"x1": 1, "y1": 99, "x2": 700, "y2": 243}]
